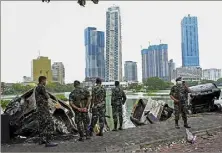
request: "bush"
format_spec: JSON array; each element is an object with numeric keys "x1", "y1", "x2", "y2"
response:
[
  {"x1": 0, "y1": 100, "x2": 10, "y2": 110},
  {"x1": 55, "y1": 94, "x2": 68, "y2": 101}
]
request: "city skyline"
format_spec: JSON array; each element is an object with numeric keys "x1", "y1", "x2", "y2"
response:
[{"x1": 2, "y1": 1, "x2": 222, "y2": 83}]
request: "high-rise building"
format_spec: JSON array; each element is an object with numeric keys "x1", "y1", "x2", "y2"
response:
[
  {"x1": 181, "y1": 14, "x2": 200, "y2": 67},
  {"x1": 202, "y1": 69, "x2": 221, "y2": 81},
  {"x1": 84, "y1": 27, "x2": 105, "y2": 82},
  {"x1": 124, "y1": 61, "x2": 138, "y2": 82},
  {"x1": 31, "y1": 56, "x2": 52, "y2": 82},
  {"x1": 141, "y1": 44, "x2": 169, "y2": 81},
  {"x1": 52, "y1": 62, "x2": 65, "y2": 84},
  {"x1": 168, "y1": 59, "x2": 176, "y2": 81},
  {"x1": 105, "y1": 6, "x2": 123, "y2": 82}
]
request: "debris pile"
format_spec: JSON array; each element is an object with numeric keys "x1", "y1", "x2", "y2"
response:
[{"x1": 3, "y1": 88, "x2": 77, "y2": 139}]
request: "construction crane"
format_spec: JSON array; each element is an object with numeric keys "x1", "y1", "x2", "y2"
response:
[{"x1": 42, "y1": 0, "x2": 99, "y2": 7}]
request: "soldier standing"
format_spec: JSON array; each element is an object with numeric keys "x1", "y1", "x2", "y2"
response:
[
  {"x1": 69, "y1": 80, "x2": 91, "y2": 141},
  {"x1": 111, "y1": 81, "x2": 127, "y2": 131},
  {"x1": 90, "y1": 78, "x2": 106, "y2": 136},
  {"x1": 35, "y1": 76, "x2": 58, "y2": 147},
  {"x1": 170, "y1": 77, "x2": 191, "y2": 129}
]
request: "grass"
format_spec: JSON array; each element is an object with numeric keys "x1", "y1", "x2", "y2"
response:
[{"x1": 0, "y1": 100, "x2": 10, "y2": 110}]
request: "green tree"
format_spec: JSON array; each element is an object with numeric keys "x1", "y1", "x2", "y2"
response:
[
  {"x1": 200, "y1": 79, "x2": 215, "y2": 84},
  {"x1": 144, "y1": 77, "x2": 168, "y2": 90},
  {"x1": 216, "y1": 78, "x2": 222, "y2": 85}
]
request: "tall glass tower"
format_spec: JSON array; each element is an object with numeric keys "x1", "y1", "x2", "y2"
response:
[
  {"x1": 84, "y1": 27, "x2": 105, "y2": 81},
  {"x1": 105, "y1": 5, "x2": 122, "y2": 82},
  {"x1": 181, "y1": 14, "x2": 200, "y2": 67}
]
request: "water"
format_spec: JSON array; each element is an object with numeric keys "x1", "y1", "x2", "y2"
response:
[
  {"x1": 64, "y1": 92, "x2": 173, "y2": 129},
  {"x1": 1, "y1": 91, "x2": 172, "y2": 129}
]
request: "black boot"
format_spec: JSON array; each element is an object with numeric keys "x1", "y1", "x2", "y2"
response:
[
  {"x1": 112, "y1": 121, "x2": 118, "y2": 131},
  {"x1": 184, "y1": 120, "x2": 191, "y2": 128},
  {"x1": 175, "y1": 120, "x2": 180, "y2": 129},
  {"x1": 85, "y1": 131, "x2": 91, "y2": 139},
  {"x1": 119, "y1": 118, "x2": 123, "y2": 130},
  {"x1": 78, "y1": 132, "x2": 84, "y2": 142},
  {"x1": 45, "y1": 142, "x2": 58, "y2": 147}
]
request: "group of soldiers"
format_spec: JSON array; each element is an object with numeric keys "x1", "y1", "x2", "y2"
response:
[
  {"x1": 35, "y1": 75, "x2": 191, "y2": 148},
  {"x1": 35, "y1": 76, "x2": 126, "y2": 147}
]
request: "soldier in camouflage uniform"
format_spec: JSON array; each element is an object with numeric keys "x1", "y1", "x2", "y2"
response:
[
  {"x1": 90, "y1": 78, "x2": 106, "y2": 136},
  {"x1": 111, "y1": 81, "x2": 127, "y2": 131},
  {"x1": 69, "y1": 80, "x2": 91, "y2": 141},
  {"x1": 35, "y1": 76, "x2": 58, "y2": 147},
  {"x1": 170, "y1": 77, "x2": 191, "y2": 129}
]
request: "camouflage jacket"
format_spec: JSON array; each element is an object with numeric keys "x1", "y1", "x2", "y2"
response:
[
  {"x1": 111, "y1": 86, "x2": 127, "y2": 106},
  {"x1": 69, "y1": 87, "x2": 90, "y2": 108},
  {"x1": 91, "y1": 85, "x2": 106, "y2": 106},
  {"x1": 170, "y1": 84, "x2": 189, "y2": 105},
  {"x1": 35, "y1": 84, "x2": 50, "y2": 107}
]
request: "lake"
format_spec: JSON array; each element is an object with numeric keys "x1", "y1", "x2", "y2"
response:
[{"x1": 1, "y1": 91, "x2": 173, "y2": 129}]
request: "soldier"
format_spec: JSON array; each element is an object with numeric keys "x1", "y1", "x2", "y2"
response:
[
  {"x1": 90, "y1": 78, "x2": 106, "y2": 136},
  {"x1": 69, "y1": 80, "x2": 91, "y2": 141},
  {"x1": 111, "y1": 81, "x2": 127, "y2": 131},
  {"x1": 170, "y1": 77, "x2": 191, "y2": 129},
  {"x1": 35, "y1": 76, "x2": 58, "y2": 147}
]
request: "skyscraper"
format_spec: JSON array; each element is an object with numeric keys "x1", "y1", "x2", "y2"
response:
[
  {"x1": 168, "y1": 59, "x2": 176, "y2": 81},
  {"x1": 141, "y1": 44, "x2": 169, "y2": 81},
  {"x1": 181, "y1": 14, "x2": 200, "y2": 67},
  {"x1": 52, "y1": 62, "x2": 65, "y2": 84},
  {"x1": 105, "y1": 5, "x2": 122, "y2": 82},
  {"x1": 84, "y1": 27, "x2": 105, "y2": 82},
  {"x1": 31, "y1": 56, "x2": 52, "y2": 82},
  {"x1": 124, "y1": 61, "x2": 138, "y2": 82}
]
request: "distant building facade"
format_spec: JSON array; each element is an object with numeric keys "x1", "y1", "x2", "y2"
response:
[
  {"x1": 32, "y1": 56, "x2": 52, "y2": 82},
  {"x1": 23, "y1": 76, "x2": 32, "y2": 82},
  {"x1": 202, "y1": 69, "x2": 221, "y2": 81},
  {"x1": 176, "y1": 67, "x2": 202, "y2": 82},
  {"x1": 168, "y1": 59, "x2": 176, "y2": 81},
  {"x1": 124, "y1": 61, "x2": 138, "y2": 82},
  {"x1": 141, "y1": 44, "x2": 169, "y2": 81},
  {"x1": 52, "y1": 62, "x2": 65, "y2": 84},
  {"x1": 105, "y1": 6, "x2": 123, "y2": 82},
  {"x1": 181, "y1": 14, "x2": 200, "y2": 67},
  {"x1": 84, "y1": 27, "x2": 105, "y2": 82}
]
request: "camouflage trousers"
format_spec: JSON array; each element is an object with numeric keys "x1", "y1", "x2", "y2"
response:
[
  {"x1": 75, "y1": 111, "x2": 90, "y2": 137},
  {"x1": 37, "y1": 106, "x2": 54, "y2": 142},
  {"x1": 174, "y1": 103, "x2": 187, "y2": 121},
  {"x1": 91, "y1": 103, "x2": 106, "y2": 131},
  {"x1": 112, "y1": 104, "x2": 123, "y2": 126}
]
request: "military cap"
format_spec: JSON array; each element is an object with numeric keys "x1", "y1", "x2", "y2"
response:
[
  {"x1": 96, "y1": 77, "x2": 102, "y2": 84},
  {"x1": 176, "y1": 77, "x2": 182, "y2": 82}
]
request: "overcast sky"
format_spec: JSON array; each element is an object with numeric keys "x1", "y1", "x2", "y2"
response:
[{"x1": 1, "y1": 1, "x2": 222, "y2": 83}]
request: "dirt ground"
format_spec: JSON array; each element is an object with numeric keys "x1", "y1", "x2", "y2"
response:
[{"x1": 141, "y1": 131, "x2": 222, "y2": 152}]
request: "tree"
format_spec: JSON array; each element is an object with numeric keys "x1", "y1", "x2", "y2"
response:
[
  {"x1": 144, "y1": 77, "x2": 168, "y2": 90},
  {"x1": 200, "y1": 80, "x2": 215, "y2": 84},
  {"x1": 216, "y1": 78, "x2": 222, "y2": 85}
]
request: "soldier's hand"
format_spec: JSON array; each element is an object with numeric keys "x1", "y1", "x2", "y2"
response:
[
  {"x1": 82, "y1": 108, "x2": 88, "y2": 112},
  {"x1": 89, "y1": 108, "x2": 92, "y2": 113}
]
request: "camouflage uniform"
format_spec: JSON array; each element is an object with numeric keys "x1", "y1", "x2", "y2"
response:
[
  {"x1": 91, "y1": 85, "x2": 106, "y2": 134},
  {"x1": 69, "y1": 87, "x2": 90, "y2": 138},
  {"x1": 170, "y1": 84, "x2": 189, "y2": 126},
  {"x1": 111, "y1": 86, "x2": 126, "y2": 130},
  {"x1": 35, "y1": 84, "x2": 54, "y2": 142}
]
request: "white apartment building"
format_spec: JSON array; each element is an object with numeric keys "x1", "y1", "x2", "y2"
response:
[
  {"x1": 202, "y1": 69, "x2": 221, "y2": 81},
  {"x1": 105, "y1": 5, "x2": 123, "y2": 82},
  {"x1": 52, "y1": 62, "x2": 65, "y2": 84}
]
